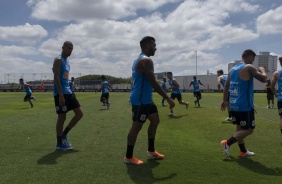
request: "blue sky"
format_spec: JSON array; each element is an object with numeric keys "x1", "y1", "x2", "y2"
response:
[{"x1": 0, "y1": 0, "x2": 282, "y2": 83}]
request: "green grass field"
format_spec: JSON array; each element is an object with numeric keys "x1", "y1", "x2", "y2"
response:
[{"x1": 0, "y1": 92, "x2": 281, "y2": 184}]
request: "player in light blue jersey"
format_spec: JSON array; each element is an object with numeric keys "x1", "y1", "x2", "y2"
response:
[
  {"x1": 220, "y1": 49, "x2": 267, "y2": 158},
  {"x1": 189, "y1": 76, "x2": 205, "y2": 107},
  {"x1": 217, "y1": 69, "x2": 232, "y2": 121},
  {"x1": 19, "y1": 78, "x2": 35, "y2": 108},
  {"x1": 53, "y1": 41, "x2": 83, "y2": 151},
  {"x1": 161, "y1": 78, "x2": 168, "y2": 106},
  {"x1": 167, "y1": 72, "x2": 189, "y2": 116},
  {"x1": 271, "y1": 56, "x2": 282, "y2": 140},
  {"x1": 69, "y1": 77, "x2": 76, "y2": 93},
  {"x1": 124, "y1": 36, "x2": 175, "y2": 165},
  {"x1": 96, "y1": 75, "x2": 112, "y2": 109}
]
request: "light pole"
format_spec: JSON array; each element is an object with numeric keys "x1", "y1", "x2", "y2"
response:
[{"x1": 195, "y1": 51, "x2": 198, "y2": 76}]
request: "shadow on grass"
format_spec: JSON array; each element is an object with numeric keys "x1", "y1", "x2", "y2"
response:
[
  {"x1": 37, "y1": 149, "x2": 79, "y2": 165},
  {"x1": 168, "y1": 114, "x2": 188, "y2": 119},
  {"x1": 126, "y1": 159, "x2": 177, "y2": 184},
  {"x1": 230, "y1": 156, "x2": 282, "y2": 176}
]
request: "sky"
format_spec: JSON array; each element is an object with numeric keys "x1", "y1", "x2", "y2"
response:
[{"x1": 0, "y1": 0, "x2": 282, "y2": 83}]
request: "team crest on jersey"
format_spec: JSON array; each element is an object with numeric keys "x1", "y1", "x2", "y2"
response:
[
  {"x1": 240, "y1": 121, "x2": 246, "y2": 126},
  {"x1": 140, "y1": 114, "x2": 146, "y2": 121}
]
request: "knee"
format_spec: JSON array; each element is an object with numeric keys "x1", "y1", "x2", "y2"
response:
[
  {"x1": 76, "y1": 111, "x2": 84, "y2": 119},
  {"x1": 58, "y1": 114, "x2": 66, "y2": 122}
]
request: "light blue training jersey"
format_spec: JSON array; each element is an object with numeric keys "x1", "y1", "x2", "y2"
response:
[
  {"x1": 191, "y1": 80, "x2": 200, "y2": 92},
  {"x1": 53, "y1": 55, "x2": 72, "y2": 96},
  {"x1": 277, "y1": 69, "x2": 282, "y2": 102},
  {"x1": 102, "y1": 81, "x2": 109, "y2": 94},
  {"x1": 130, "y1": 53, "x2": 153, "y2": 105},
  {"x1": 69, "y1": 81, "x2": 74, "y2": 93},
  {"x1": 161, "y1": 82, "x2": 167, "y2": 92},
  {"x1": 220, "y1": 74, "x2": 228, "y2": 87},
  {"x1": 22, "y1": 83, "x2": 32, "y2": 95},
  {"x1": 229, "y1": 63, "x2": 254, "y2": 111},
  {"x1": 168, "y1": 78, "x2": 181, "y2": 94}
]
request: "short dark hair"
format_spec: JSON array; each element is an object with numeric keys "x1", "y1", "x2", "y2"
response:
[
  {"x1": 279, "y1": 57, "x2": 282, "y2": 62},
  {"x1": 217, "y1": 70, "x2": 223, "y2": 75},
  {"x1": 63, "y1": 41, "x2": 73, "y2": 47},
  {"x1": 19, "y1": 78, "x2": 23, "y2": 81},
  {"x1": 140, "y1": 36, "x2": 155, "y2": 49},
  {"x1": 101, "y1": 75, "x2": 106, "y2": 80},
  {"x1": 242, "y1": 49, "x2": 256, "y2": 59},
  {"x1": 167, "y1": 71, "x2": 172, "y2": 75}
]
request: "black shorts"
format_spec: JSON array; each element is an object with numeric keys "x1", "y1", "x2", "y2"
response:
[
  {"x1": 230, "y1": 109, "x2": 255, "y2": 129},
  {"x1": 267, "y1": 93, "x2": 274, "y2": 101},
  {"x1": 277, "y1": 101, "x2": 282, "y2": 115},
  {"x1": 101, "y1": 93, "x2": 109, "y2": 100},
  {"x1": 132, "y1": 103, "x2": 158, "y2": 123},
  {"x1": 171, "y1": 93, "x2": 182, "y2": 101},
  {"x1": 54, "y1": 93, "x2": 81, "y2": 114},
  {"x1": 24, "y1": 94, "x2": 31, "y2": 101},
  {"x1": 193, "y1": 91, "x2": 201, "y2": 99}
]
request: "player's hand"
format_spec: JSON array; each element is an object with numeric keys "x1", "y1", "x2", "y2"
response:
[
  {"x1": 220, "y1": 101, "x2": 228, "y2": 111},
  {"x1": 167, "y1": 98, "x2": 175, "y2": 109},
  {"x1": 258, "y1": 67, "x2": 265, "y2": 73},
  {"x1": 59, "y1": 95, "x2": 65, "y2": 107}
]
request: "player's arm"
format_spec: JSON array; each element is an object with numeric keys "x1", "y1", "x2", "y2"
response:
[
  {"x1": 96, "y1": 82, "x2": 103, "y2": 93},
  {"x1": 217, "y1": 77, "x2": 221, "y2": 92},
  {"x1": 271, "y1": 71, "x2": 279, "y2": 97},
  {"x1": 221, "y1": 73, "x2": 230, "y2": 111},
  {"x1": 53, "y1": 58, "x2": 65, "y2": 107},
  {"x1": 138, "y1": 57, "x2": 170, "y2": 100},
  {"x1": 189, "y1": 81, "x2": 193, "y2": 87},
  {"x1": 169, "y1": 80, "x2": 179, "y2": 90},
  {"x1": 108, "y1": 83, "x2": 112, "y2": 91},
  {"x1": 247, "y1": 65, "x2": 267, "y2": 83}
]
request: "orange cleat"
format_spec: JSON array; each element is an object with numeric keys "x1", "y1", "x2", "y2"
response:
[
  {"x1": 146, "y1": 150, "x2": 164, "y2": 159},
  {"x1": 124, "y1": 157, "x2": 144, "y2": 165}
]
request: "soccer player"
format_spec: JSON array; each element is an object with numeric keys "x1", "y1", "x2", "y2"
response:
[
  {"x1": 69, "y1": 77, "x2": 76, "y2": 93},
  {"x1": 124, "y1": 36, "x2": 175, "y2": 165},
  {"x1": 265, "y1": 79, "x2": 274, "y2": 108},
  {"x1": 19, "y1": 78, "x2": 35, "y2": 108},
  {"x1": 217, "y1": 69, "x2": 232, "y2": 121},
  {"x1": 96, "y1": 75, "x2": 112, "y2": 109},
  {"x1": 161, "y1": 78, "x2": 168, "y2": 106},
  {"x1": 167, "y1": 72, "x2": 189, "y2": 116},
  {"x1": 53, "y1": 41, "x2": 83, "y2": 150},
  {"x1": 220, "y1": 49, "x2": 267, "y2": 158},
  {"x1": 270, "y1": 56, "x2": 282, "y2": 138},
  {"x1": 189, "y1": 76, "x2": 205, "y2": 107}
]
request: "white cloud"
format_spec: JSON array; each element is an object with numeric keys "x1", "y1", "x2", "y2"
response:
[
  {"x1": 29, "y1": 0, "x2": 181, "y2": 22},
  {"x1": 256, "y1": 6, "x2": 282, "y2": 35},
  {"x1": 0, "y1": 45, "x2": 37, "y2": 56},
  {"x1": 0, "y1": 23, "x2": 48, "y2": 44}
]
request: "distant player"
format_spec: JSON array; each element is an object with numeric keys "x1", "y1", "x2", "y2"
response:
[
  {"x1": 161, "y1": 78, "x2": 168, "y2": 106},
  {"x1": 69, "y1": 77, "x2": 76, "y2": 93},
  {"x1": 167, "y1": 72, "x2": 189, "y2": 116},
  {"x1": 19, "y1": 78, "x2": 35, "y2": 108},
  {"x1": 189, "y1": 76, "x2": 205, "y2": 107},
  {"x1": 217, "y1": 70, "x2": 232, "y2": 121},
  {"x1": 264, "y1": 79, "x2": 274, "y2": 108},
  {"x1": 96, "y1": 75, "x2": 112, "y2": 109}
]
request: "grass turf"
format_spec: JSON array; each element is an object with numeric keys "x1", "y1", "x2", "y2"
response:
[{"x1": 0, "y1": 92, "x2": 281, "y2": 184}]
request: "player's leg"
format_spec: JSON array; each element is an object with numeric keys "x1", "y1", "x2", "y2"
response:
[
  {"x1": 147, "y1": 109, "x2": 164, "y2": 159},
  {"x1": 177, "y1": 94, "x2": 189, "y2": 109}
]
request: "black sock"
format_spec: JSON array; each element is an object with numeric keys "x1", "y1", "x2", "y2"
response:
[
  {"x1": 126, "y1": 145, "x2": 134, "y2": 159},
  {"x1": 228, "y1": 111, "x2": 231, "y2": 118},
  {"x1": 238, "y1": 143, "x2": 247, "y2": 153},
  {"x1": 227, "y1": 136, "x2": 237, "y2": 146},
  {"x1": 29, "y1": 101, "x2": 33, "y2": 107},
  {"x1": 148, "y1": 138, "x2": 155, "y2": 152},
  {"x1": 63, "y1": 127, "x2": 71, "y2": 136},
  {"x1": 57, "y1": 136, "x2": 62, "y2": 144}
]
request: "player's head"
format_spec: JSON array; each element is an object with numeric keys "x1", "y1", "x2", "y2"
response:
[
  {"x1": 140, "y1": 36, "x2": 156, "y2": 56},
  {"x1": 242, "y1": 49, "x2": 256, "y2": 64},
  {"x1": 193, "y1": 76, "x2": 197, "y2": 80},
  {"x1": 279, "y1": 56, "x2": 282, "y2": 67},
  {"x1": 62, "y1": 41, "x2": 73, "y2": 57},
  {"x1": 19, "y1": 78, "x2": 24, "y2": 84},
  {"x1": 163, "y1": 78, "x2": 166, "y2": 82},
  {"x1": 71, "y1": 77, "x2": 74, "y2": 82},
  {"x1": 166, "y1": 72, "x2": 173, "y2": 79},
  {"x1": 101, "y1": 75, "x2": 106, "y2": 80},
  {"x1": 217, "y1": 69, "x2": 223, "y2": 76}
]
